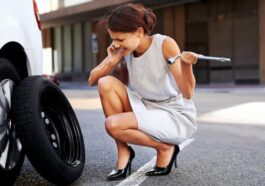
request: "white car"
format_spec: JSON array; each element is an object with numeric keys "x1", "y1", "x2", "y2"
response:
[{"x1": 0, "y1": 0, "x2": 85, "y2": 185}]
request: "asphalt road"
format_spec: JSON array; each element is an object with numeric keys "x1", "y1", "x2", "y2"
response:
[{"x1": 14, "y1": 85, "x2": 265, "y2": 186}]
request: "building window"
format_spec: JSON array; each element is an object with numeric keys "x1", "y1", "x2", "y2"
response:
[
  {"x1": 53, "y1": 27, "x2": 63, "y2": 74},
  {"x1": 63, "y1": 24, "x2": 72, "y2": 73},
  {"x1": 73, "y1": 23, "x2": 83, "y2": 73}
]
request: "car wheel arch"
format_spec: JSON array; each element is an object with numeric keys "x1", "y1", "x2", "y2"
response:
[{"x1": 0, "y1": 42, "x2": 29, "y2": 80}]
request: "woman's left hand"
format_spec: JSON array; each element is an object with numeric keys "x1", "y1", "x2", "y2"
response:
[{"x1": 181, "y1": 51, "x2": 198, "y2": 65}]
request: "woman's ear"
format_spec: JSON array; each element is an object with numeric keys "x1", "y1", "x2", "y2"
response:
[{"x1": 136, "y1": 27, "x2": 144, "y2": 37}]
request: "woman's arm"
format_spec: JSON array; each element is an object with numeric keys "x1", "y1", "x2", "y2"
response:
[
  {"x1": 88, "y1": 56, "x2": 118, "y2": 86},
  {"x1": 162, "y1": 37, "x2": 197, "y2": 99},
  {"x1": 88, "y1": 43, "x2": 124, "y2": 86}
]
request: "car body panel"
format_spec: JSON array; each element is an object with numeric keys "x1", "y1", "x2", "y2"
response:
[{"x1": 0, "y1": 0, "x2": 43, "y2": 75}]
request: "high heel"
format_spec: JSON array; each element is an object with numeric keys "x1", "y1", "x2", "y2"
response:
[
  {"x1": 107, "y1": 146, "x2": 135, "y2": 181},
  {"x1": 145, "y1": 145, "x2": 180, "y2": 176}
]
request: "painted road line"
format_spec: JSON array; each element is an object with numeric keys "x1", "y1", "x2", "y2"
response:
[
  {"x1": 179, "y1": 138, "x2": 194, "y2": 150},
  {"x1": 116, "y1": 157, "x2": 156, "y2": 186},
  {"x1": 116, "y1": 138, "x2": 194, "y2": 186}
]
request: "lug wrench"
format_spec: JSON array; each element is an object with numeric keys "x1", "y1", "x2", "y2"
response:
[{"x1": 169, "y1": 53, "x2": 231, "y2": 63}]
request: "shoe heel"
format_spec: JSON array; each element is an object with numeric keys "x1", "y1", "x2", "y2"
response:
[
  {"x1": 174, "y1": 158, "x2": 177, "y2": 168},
  {"x1": 128, "y1": 162, "x2": 132, "y2": 175}
]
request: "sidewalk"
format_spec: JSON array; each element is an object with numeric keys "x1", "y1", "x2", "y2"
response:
[
  {"x1": 194, "y1": 85, "x2": 265, "y2": 126},
  {"x1": 195, "y1": 83, "x2": 265, "y2": 94},
  {"x1": 60, "y1": 81, "x2": 265, "y2": 92},
  {"x1": 61, "y1": 82, "x2": 265, "y2": 126}
]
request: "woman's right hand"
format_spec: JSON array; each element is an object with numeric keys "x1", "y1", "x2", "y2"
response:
[
  {"x1": 107, "y1": 43, "x2": 124, "y2": 65},
  {"x1": 181, "y1": 51, "x2": 198, "y2": 65}
]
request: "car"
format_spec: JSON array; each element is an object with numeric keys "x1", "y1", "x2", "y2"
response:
[
  {"x1": 0, "y1": 0, "x2": 85, "y2": 185},
  {"x1": 43, "y1": 74, "x2": 60, "y2": 86}
]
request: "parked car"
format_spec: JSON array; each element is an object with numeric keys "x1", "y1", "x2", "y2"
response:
[
  {"x1": 43, "y1": 74, "x2": 60, "y2": 86},
  {"x1": 0, "y1": 0, "x2": 85, "y2": 185}
]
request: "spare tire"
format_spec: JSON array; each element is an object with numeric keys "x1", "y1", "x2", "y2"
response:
[{"x1": 12, "y1": 76, "x2": 85, "y2": 185}]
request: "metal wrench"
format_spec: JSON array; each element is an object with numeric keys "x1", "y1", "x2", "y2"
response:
[
  {"x1": 171, "y1": 53, "x2": 231, "y2": 63},
  {"x1": 196, "y1": 54, "x2": 231, "y2": 62}
]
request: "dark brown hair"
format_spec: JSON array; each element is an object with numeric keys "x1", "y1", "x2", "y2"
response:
[{"x1": 107, "y1": 3, "x2": 156, "y2": 35}]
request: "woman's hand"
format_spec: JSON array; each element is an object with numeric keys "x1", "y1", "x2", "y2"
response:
[
  {"x1": 88, "y1": 43, "x2": 125, "y2": 86},
  {"x1": 181, "y1": 51, "x2": 198, "y2": 65},
  {"x1": 107, "y1": 43, "x2": 125, "y2": 65}
]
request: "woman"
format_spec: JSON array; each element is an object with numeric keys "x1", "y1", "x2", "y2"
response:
[{"x1": 88, "y1": 3, "x2": 197, "y2": 181}]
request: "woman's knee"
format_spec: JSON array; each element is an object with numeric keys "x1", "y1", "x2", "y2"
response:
[
  {"x1": 105, "y1": 116, "x2": 120, "y2": 136},
  {"x1": 98, "y1": 75, "x2": 115, "y2": 94}
]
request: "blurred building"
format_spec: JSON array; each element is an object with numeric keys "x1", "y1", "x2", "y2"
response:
[{"x1": 37, "y1": 0, "x2": 265, "y2": 84}]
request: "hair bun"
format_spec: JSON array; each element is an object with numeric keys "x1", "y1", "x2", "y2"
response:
[{"x1": 144, "y1": 11, "x2": 156, "y2": 34}]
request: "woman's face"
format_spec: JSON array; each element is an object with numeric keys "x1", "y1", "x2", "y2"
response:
[{"x1": 108, "y1": 28, "x2": 143, "y2": 56}]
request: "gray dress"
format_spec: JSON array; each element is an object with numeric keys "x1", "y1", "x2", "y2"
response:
[{"x1": 124, "y1": 34, "x2": 197, "y2": 145}]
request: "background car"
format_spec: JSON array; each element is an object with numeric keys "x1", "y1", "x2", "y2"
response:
[
  {"x1": 0, "y1": 0, "x2": 84, "y2": 185},
  {"x1": 43, "y1": 74, "x2": 60, "y2": 86}
]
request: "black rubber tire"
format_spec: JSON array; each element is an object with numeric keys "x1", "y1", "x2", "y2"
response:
[
  {"x1": 12, "y1": 76, "x2": 85, "y2": 185},
  {"x1": 0, "y1": 59, "x2": 25, "y2": 186}
]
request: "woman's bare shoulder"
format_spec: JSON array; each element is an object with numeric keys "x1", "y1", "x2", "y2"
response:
[{"x1": 162, "y1": 36, "x2": 181, "y2": 60}]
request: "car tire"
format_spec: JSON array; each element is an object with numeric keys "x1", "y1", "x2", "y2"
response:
[
  {"x1": 0, "y1": 59, "x2": 25, "y2": 186},
  {"x1": 12, "y1": 76, "x2": 85, "y2": 185}
]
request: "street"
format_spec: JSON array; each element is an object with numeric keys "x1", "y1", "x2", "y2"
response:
[{"x1": 15, "y1": 84, "x2": 265, "y2": 186}]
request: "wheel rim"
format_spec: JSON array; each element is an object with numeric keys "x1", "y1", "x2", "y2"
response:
[
  {"x1": 0, "y1": 79, "x2": 22, "y2": 170},
  {"x1": 40, "y1": 90, "x2": 82, "y2": 167}
]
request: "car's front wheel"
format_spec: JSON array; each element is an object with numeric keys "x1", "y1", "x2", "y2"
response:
[{"x1": 0, "y1": 59, "x2": 25, "y2": 186}]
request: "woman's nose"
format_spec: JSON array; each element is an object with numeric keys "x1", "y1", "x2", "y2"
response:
[{"x1": 112, "y1": 41, "x2": 120, "y2": 49}]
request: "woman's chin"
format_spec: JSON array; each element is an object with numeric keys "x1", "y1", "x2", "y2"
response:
[{"x1": 122, "y1": 50, "x2": 130, "y2": 56}]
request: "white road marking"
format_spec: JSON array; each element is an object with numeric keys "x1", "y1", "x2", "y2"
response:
[
  {"x1": 197, "y1": 102, "x2": 265, "y2": 125},
  {"x1": 116, "y1": 138, "x2": 194, "y2": 186},
  {"x1": 179, "y1": 138, "x2": 195, "y2": 150}
]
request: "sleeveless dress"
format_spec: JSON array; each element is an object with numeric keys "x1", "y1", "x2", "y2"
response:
[{"x1": 124, "y1": 34, "x2": 197, "y2": 145}]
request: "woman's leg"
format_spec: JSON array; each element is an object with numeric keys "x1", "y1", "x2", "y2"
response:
[
  {"x1": 98, "y1": 75, "x2": 174, "y2": 168},
  {"x1": 106, "y1": 112, "x2": 175, "y2": 168},
  {"x1": 97, "y1": 75, "x2": 133, "y2": 169}
]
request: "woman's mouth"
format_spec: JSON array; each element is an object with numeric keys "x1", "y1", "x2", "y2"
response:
[
  {"x1": 121, "y1": 48, "x2": 128, "y2": 54},
  {"x1": 121, "y1": 48, "x2": 131, "y2": 55}
]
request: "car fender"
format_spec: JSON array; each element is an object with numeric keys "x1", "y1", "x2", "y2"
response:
[
  {"x1": 0, "y1": 0, "x2": 42, "y2": 50},
  {"x1": 0, "y1": 0, "x2": 43, "y2": 75}
]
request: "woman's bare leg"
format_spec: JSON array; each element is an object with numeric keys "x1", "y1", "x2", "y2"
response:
[
  {"x1": 98, "y1": 75, "x2": 174, "y2": 168},
  {"x1": 97, "y1": 75, "x2": 133, "y2": 169},
  {"x1": 106, "y1": 112, "x2": 174, "y2": 168}
]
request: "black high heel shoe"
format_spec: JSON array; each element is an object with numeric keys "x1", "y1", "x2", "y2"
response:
[
  {"x1": 145, "y1": 145, "x2": 180, "y2": 176},
  {"x1": 107, "y1": 146, "x2": 135, "y2": 181}
]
